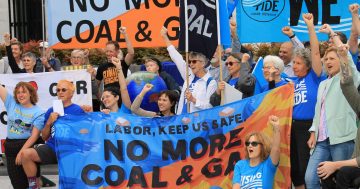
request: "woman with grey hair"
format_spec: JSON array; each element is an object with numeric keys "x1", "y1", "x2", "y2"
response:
[
  {"x1": 290, "y1": 13, "x2": 326, "y2": 189},
  {"x1": 8, "y1": 52, "x2": 38, "y2": 73},
  {"x1": 161, "y1": 27, "x2": 217, "y2": 114},
  {"x1": 260, "y1": 55, "x2": 287, "y2": 92},
  {"x1": 4, "y1": 33, "x2": 46, "y2": 74}
]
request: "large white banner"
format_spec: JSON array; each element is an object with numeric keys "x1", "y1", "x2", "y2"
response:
[{"x1": 0, "y1": 70, "x2": 92, "y2": 153}]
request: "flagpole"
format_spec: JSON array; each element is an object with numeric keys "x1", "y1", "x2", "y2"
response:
[
  {"x1": 41, "y1": 0, "x2": 46, "y2": 56},
  {"x1": 216, "y1": 0, "x2": 224, "y2": 105},
  {"x1": 185, "y1": 0, "x2": 190, "y2": 113}
]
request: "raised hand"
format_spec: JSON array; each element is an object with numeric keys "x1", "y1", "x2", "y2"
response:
[
  {"x1": 160, "y1": 26, "x2": 168, "y2": 38},
  {"x1": 241, "y1": 53, "x2": 250, "y2": 63},
  {"x1": 268, "y1": 115, "x2": 280, "y2": 132},
  {"x1": 337, "y1": 43, "x2": 349, "y2": 59},
  {"x1": 302, "y1": 13, "x2": 314, "y2": 25},
  {"x1": 111, "y1": 57, "x2": 122, "y2": 69},
  {"x1": 3, "y1": 33, "x2": 10, "y2": 45},
  {"x1": 141, "y1": 83, "x2": 153, "y2": 94},
  {"x1": 281, "y1": 26, "x2": 294, "y2": 37},
  {"x1": 119, "y1": 27, "x2": 127, "y2": 34},
  {"x1": 349, "y1": 3, "x2": 359, "y2": 14},
  {"x1": 319, "y1": 24, "x2": 333, "y2": 34}
]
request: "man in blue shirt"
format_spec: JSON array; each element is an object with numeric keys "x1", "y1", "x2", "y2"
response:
[{"x1": 21, "y1": 80, "x2": 84, "y2": 189}]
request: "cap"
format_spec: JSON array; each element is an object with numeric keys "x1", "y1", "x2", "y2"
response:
[{"x1": 39, "y1": 41, "x2": 49, "y2": 48}]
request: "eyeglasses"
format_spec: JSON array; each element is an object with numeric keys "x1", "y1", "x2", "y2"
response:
[
  {"x1": 262, "y1": 66, "x2": 278, "y2": 70},
  {"x1": 225, "y1": 61, "x2": 239, "y2": 67},
  {"x1": 189, "y1": 60, "x2": 202, "y2": 65},
  {"x1": 245, "y1": 141, "x2": 262, "y2": 147},
  {"x1": 56, "y1": 88, "x2": 68, "y2": 93}
]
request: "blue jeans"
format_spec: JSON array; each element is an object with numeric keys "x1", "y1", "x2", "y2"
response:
[{"x1": 304, "y1": 139, "x2": 354, "y2": 189}]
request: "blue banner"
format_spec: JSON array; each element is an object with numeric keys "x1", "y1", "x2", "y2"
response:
[
  {"x1": 236, "y1": 0, "x2": 358, "y2": 43},
  {"x1": 54, "y1": 84, "x2": 294, "y2": 189}
]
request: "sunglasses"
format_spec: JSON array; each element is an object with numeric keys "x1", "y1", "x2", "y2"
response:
[
  {"x1": 189, "y1": 60, "x2": 202, "y2": 65},
  {"x1": 225, "y1": 61, "x2": 239, "y2": 66},
  {"x1": 56, "y1": 88, "x2": 68, "y2": 93},
  {"x1": 245, "y1": 141, "x2": 262, "y2": 147}
]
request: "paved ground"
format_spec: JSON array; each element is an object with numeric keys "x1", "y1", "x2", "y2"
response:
[{"x1": 0, "y1": 156, "x2": 59, "y2": 189}]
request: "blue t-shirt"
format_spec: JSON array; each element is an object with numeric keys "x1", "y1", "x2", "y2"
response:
[
  {"x1": 119, "y1": 104, "x2": 131, "y2": 114},
  {"x1": 5, "y1": 93, "x2": 44, "y2": 139},
  {"x1": 45, "y1": 104, "x2": 84, "y2": 151},
  {"x1": 293, "y1": 69, "x2": 326, "y2": 120},
  {"x1": 232, "y1": 156, "x2": 277, "y2": 189},
  {"x1": 228, "y1": 77, "x2": 239, "y2": 87},
  {"x1": 260, "y1": 80, "x2": 288, "y2": 93}
]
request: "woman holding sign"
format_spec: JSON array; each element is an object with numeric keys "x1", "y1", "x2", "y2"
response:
[
  {"x1": 232, "y1": 115, "x2": 281, "y2": 189},
  {"x1": 0, "y1": 81, "x2": 44, "y2": 189}
]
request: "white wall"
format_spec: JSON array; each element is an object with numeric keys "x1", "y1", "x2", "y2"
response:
[{"x1": 0, "y1": 0, "x2": 10, "y2": 43}]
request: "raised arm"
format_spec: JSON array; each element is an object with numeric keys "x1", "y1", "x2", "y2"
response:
[
  {"x1": 269, "y1": 115, "x2": 281, "y2": 165},
  {"x1": 3, "y1": 33, "x2": 22, "y2": 73},
  {"x1": 237, "y1": 53, "x2": 256, "y2": 97},
  {"x1": 160, "y1": 27, "x2": 187, "y2": 80},
  {"x1": 319, "y1": 24, "x2": 342, "y2": 47},
  {"x1": 339, "y1": 43, "x2": 360, "y2": 115},
  {"x1": 349, "y1": 3, "x2": 360, "y2": 35},
  {"x1": 303, "y1": 13, "x2": 322, "y2": 76},
  {"x1": 111, "y1": 57, "x2": 131, "y2": 109},
  {"x1": 281, "y1": 26, "x2": 305, "y2": 49},
  {"x1": 0, "y1": 80, "x2": 8, "y2": 103},
  {"x1": 130, "y1": 84, "x2": 157, "y2": 117},
  {"x1": 120, "y1": 27, "x2": 135, "y2": 65}
]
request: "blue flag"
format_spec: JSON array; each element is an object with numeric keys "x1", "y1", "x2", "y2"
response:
[
  {"x1": 227, "y1": 0, "x2": 239, "y2": 17},
  {"x1": 252, "y1": 57, "x2": 266, "y2": 95},
  {"x1": 220, "y1": 0, "x2": 231, "y2": 48}
]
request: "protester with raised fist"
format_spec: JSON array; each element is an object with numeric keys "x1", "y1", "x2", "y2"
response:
[
  {"x1": 290, "y1": 13, "x2": 326, "y2": 189},
  {"x1": 232, "y1": 115, "x2": 281, "y2": 189},
  {"x1": 305, "y1": 21, "x2": 360, "y2": 188},
  {"x1": 0, "y1": 81, "x2": 44, "y2": 189},
  {"x1": 161, "y1": 27, "x2": 216, "y2": 114}
]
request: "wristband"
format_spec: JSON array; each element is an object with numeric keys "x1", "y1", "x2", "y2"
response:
[{"x1": 289, "y1": 34, "x2": 296, "y2": 39}]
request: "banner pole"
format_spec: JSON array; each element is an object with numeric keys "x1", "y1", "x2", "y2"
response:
[
  {"x1": 216, "y1": 0, "x2": 224, "y2": 105},
  {"x1": 41, "y1": 0, "x2": 46, "y2": 56},
  {"x1": 185, "y1": 0, "x2": 190, "y2": 113}
]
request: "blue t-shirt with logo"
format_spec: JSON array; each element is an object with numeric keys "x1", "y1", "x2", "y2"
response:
[
  {"x1": 45, "y1": 104, "x2": 84, "y2": 151},
  {"x1": 293, "y1": 69, "x2": 326, "y2": 120},
  {"x1": 5, "y1": 93, "x2": 44, "y2": 139},
  {"x1": 232, "y1": 156, "x2": 277, "y2": 189}
]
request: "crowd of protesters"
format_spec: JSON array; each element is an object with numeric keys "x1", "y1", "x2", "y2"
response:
[{"x1": 1, "y1": 3, "x2": 360, "y2": 189}]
